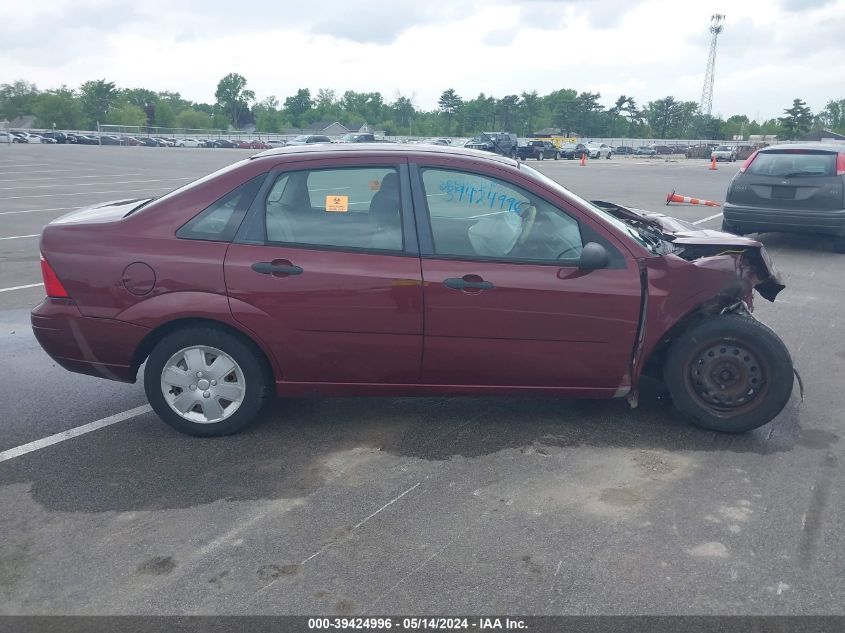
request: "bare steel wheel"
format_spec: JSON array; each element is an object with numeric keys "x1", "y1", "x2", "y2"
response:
[
  {"x1": 664, "y1": 315, "x2": 793, "y2": 433},
  {"x1": 161, "y1": 345, "x2": 245, "y2": 424},
  {"x1": 686, "y1": 342, "x2": 767, "y2": 414},
  {"x1": 144, "y1": 327, "x2": 270, "y2": 436}
]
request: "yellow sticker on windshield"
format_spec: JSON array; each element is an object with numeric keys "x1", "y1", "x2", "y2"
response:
[{"x1": 325, "y1": 195, "x2": 349, "y2": 212}]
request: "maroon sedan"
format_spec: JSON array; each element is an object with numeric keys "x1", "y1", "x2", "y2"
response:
[{"x1": 33, "y1": 145, "x2": 794, "y2": 436}]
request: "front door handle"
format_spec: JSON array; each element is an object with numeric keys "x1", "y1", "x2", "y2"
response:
[
  {"x1": 251, "y1": 260, "x2": 303, "y2": 277},
  {"x1": 443, "y1": 276, "x2": 494, "y2": 291}
]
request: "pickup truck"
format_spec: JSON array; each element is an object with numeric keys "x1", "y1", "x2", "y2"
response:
[
  {"x1": 516, "y1": 140, "x2": 560, "y2": 160},
  {"x1": 464, "y1": 132, "x2": 519, "y2": 158}
]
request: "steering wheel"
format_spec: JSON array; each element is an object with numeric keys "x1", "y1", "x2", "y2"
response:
[{"x1": 516, "y1": 204, "x2": 537, "y2": 246}]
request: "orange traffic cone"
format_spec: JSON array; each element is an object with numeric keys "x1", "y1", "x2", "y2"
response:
[
  {"x1": 666, "y1": 190, "x2": 721, "y2": 207},
  {"x1": 579, "y1": 152, "x2": 586, "y2": 166},
  {"x1": 709, "y1": 156, "x2": 717, "y2": 170}
]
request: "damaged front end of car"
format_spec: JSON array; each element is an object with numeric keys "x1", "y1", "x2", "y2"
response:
[{"x1": 591, "y1": 201, "x2": 787, "y2": 406}]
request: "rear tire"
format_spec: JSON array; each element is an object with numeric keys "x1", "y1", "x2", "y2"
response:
[
  {"x1": 664, "y1": 315, "x2": 793, "y2": 433},
  {"x1": 554, "y1": 152, "x2": 560, "y2": 160},
  {"x1": 144, "y1": 327, "x2": 270, "y2": 436}
]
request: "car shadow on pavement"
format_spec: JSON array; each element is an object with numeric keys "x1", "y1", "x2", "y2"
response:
[
  {"x1": 2, "y1": 378, "x2": 829, "y2": 514},
  {"x1": 753, "y1": 232, "x2": 840, "y2": 254}
]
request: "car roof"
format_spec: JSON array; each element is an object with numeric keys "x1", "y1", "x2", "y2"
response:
[
  {"x1": 250, "y1": 142, "x2": 519, "y2": 167},
  {"x1": 760, "y1": 143, "x2": 845, "y2": 152}
]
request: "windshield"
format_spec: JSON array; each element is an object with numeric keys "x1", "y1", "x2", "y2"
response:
[
  {"x1": 292, "y1": 135, "x2": 308, "y2": 142},
  {"x1": 519, "y1": 164, "x2": 653, "y2": 251},
  {"x1": 470, "y1": 134, "x2": 493, "y2": 143}
]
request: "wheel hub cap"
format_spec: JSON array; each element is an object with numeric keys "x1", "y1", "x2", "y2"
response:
[{"x1": 160, "y1": 345, "x2": 246, "y2": 424}]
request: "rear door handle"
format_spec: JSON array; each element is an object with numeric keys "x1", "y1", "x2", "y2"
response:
[
  {"x1": 251, "y1": 260, "x2": 303, "y2": 277},
  {"x1": 443, "y1": 276, "x2": 494, "y2": 291}
]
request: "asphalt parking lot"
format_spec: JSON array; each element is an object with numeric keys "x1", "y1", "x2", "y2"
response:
[{"x1": 1, "y1": 145, "x2": 843, "y2": 615}]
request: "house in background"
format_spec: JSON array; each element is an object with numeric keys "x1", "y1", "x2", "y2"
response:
[
  {"x1": 281, "y1": 121, "x2": 375, "y2": 136},
  {"x1": 800, "y1": 129, "x2": 845, "y2": 142}
]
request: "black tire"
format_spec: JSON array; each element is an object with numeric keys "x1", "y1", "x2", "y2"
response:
[
  {"x1": 833, "y1": 236, "x2": 845, "y2": 253},
  {"x1": 144, "y1": 327, "x2": 270, "y2": 436},
  {"x1": 664, "y1": 315, "x2": 793, "y2": 433},
  {"x1": 607, "y1": 152, "x2": 612, "y2": 159},
  {"x1": 554, "y1": 152, "x2": 560, "y2": 160}
]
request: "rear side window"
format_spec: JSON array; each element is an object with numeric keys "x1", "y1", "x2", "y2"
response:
[
  {"x1": 748, "y1": 151, "x2": 836, "y2": 177},
  {"x1": 264, "y1": 167, "x2": 403, "y2": 251},
  {"x1": 177, "y1": 174, "x2": 265, "y2": 242}
]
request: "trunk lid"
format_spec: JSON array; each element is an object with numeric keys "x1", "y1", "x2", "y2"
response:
[{"x1": 51, "y1": 198, "x2": 154, "y2": 225}]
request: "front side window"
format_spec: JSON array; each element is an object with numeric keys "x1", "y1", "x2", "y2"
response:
[
  {"x1": 420, "y1": 168, "x2": 583, "y2": 262},
  {"x1": 264, "y1": 167, "x2": 403, "y2": 251}
]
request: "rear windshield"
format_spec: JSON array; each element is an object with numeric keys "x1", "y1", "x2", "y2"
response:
[{"x1": 749, "y1": 151, "x2": 837, "y2": 177}]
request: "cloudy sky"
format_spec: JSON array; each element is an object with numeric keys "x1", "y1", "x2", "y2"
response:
[{"x1": 3, "y1": 0, "x2": 844, "y2": 120}]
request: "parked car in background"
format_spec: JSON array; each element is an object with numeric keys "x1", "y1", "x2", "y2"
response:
[
  {"x1": 561, "y1": 143, "x2": 589, "y2": 159},
  {"x1": 464, "y1": 132, "x2": 518, "y2": 158},
  {"x1": 99, "y1": 135, "x2": 124, "y2": 146},
  {"x1": 651, "y1": 145, "x2": 674, "y2": 155},
  {"x1": 723, "y1": 144, "x2": 845, "y2": 252},
  {"x1": 711, "y1": 145, "x2": 737, "y2": 162},
  {"x1": 266, "y1": 140, "x2": 287, "y2": 148},
  {"x1": 40, "y1": 131, "x2": 68, "y2": 144},
  {"x1": 212, "y1": 139, "x2": 238, "y2": 148},
  {"x1": 614, "y1": 146, "x2": 636, "y2": 155},
  {"x1": 635, "y1": 146, "x2": 657, "y2": 157},
  {"x1": 340, "y1": 132, "x2": 375, "y2": 143},
  {"x1": 0, "y1": 131, "x2": 14, "y2": 144},
  {"x1": 180, "y1": 138, "x2": 201, "y2": 148},
  {"x1": 587, "y1": 143, "x2": 612, "y2": 159},
  {"x1": 75, "y1": 135, "x2": 100, "y2": 145},
  {"x1": 31, "y1": 133, "x2": 57, "y2": 144},
  {"x1": 32, "y1": 144, "x2": 793, "y2": 437},
  {"x1": 286, "y1": 135, "x2": 333, "y2": 146},
  {"x1": 137, "y1": 137, "x2": 163, "y2": 147},
  {"x1": 517, "y1": 140, "x2": 560, "y2": 160},
  {"x1": 685, "y1": 144, "x2": 718, "y2": 159}
]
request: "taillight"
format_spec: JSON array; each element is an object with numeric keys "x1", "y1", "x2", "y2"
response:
[
  {"x1": 837, "y1": 152, "x2": 845, "y2": 176},
  {"x1": 739, "y1": 150, "x2": 759, "y2": 173},
  {"x1": 40, "y1": 255, "x2": 69, "y2": 298}
]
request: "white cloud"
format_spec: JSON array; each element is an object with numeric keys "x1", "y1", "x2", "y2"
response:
[{"x1": 1, "y1": 0, "x2": 844, "y2": 119}]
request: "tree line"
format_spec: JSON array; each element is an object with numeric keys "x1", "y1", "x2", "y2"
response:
[{"x1": 1, "y1": 73, "x2": 842, "y2": 141}]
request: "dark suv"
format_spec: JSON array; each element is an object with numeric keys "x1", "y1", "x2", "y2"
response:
[
  {"x1": 465, "y1": 132, "x2": 518, "y2": 158},
  {"x1": 722, "y1": 144, "x2": 845, "y2": 252}
]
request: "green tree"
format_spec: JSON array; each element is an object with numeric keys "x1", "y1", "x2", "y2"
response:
[
  {"x1": 0, "y1": 80, "x2": 39, "y2": 120},
  {"x1": 817, "y1": 98, "x2": 845, "y2": 132},
  {"x1": 106, "y1": 103, "x2": 147, "y2": 126},
  {"x1": 520, "y1": 91, "x2": 541, "y2": 134},
  {"x1": 284, "y1": 88, "x2": 314, "y2": 127},
  {"x1": 31, "y1": 88, "x2": 84, "y2": 129},
  {"x1": 214, "y1": 73, "x2": 255, "y2": 128},
  {"x1": 438, "y1": 88, "x2": 463, "y2": 134},
  {"x1": 778, "y1": 98, "x2": 813, "y2": 139},
  {"x1": 79, "y1": 79, "x2": 119, "y2": 127},
  {"x1": 175, "y1": 108, "x2": 212, "y2": 130},
  {"x1": 391, "y1": 92, "x2": 415, "y2": 131}
]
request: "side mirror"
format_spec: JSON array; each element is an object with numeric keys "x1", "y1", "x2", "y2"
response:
[{"x1": 578, "y1": 242, "x2": 609, "y2": 271}]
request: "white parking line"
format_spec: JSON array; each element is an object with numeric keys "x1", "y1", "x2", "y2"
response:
[
  {"x1": 692, "y1": 212, "x2": 723, "y2": 225},
  {"x1": 0, "y1": 282, "x2": 43, "y2": 293},
  {"x1": 0, "y1": 206, "x2": 81, "y2": 216},
  {"x1": 0, "y1": 187, "x2": 175, "y2": 200},
  {"x1": 0, "y1": 177, "x2": 193, "y2": 191},
  {"x1": 0, "y1": 172, "x2": 143, "y2": 183},
  {"x1": 0, "y1": 234, "x2": 39, "y2": 241},
  {"x1": 0, "y1": 405, "x2": 152, "y2": 463}
]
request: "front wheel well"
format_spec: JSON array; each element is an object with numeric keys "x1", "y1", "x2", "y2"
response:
[
  {"x1": 131, "y1": 318, "x2": 275, "y2": 384},
  {"x1": 640, "y1": 299, "x2": 743, "y2": 379}
]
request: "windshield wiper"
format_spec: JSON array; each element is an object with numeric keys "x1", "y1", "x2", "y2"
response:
[{"x1": 778, "y1": 171, "x2": 823, "y2": 178}]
